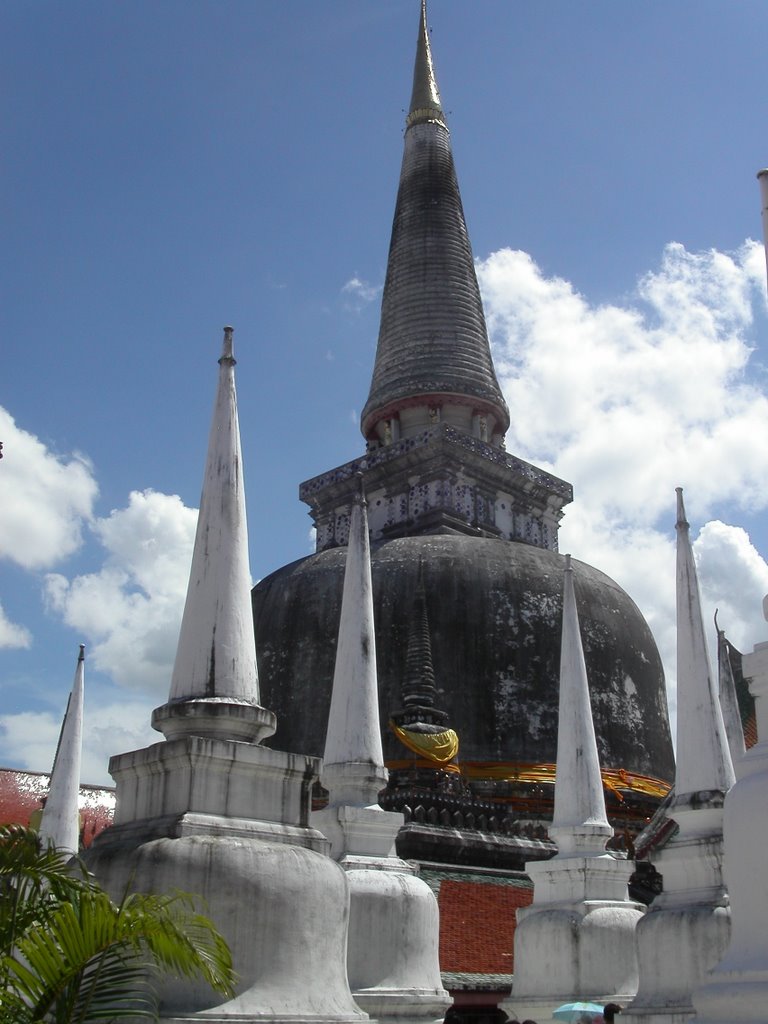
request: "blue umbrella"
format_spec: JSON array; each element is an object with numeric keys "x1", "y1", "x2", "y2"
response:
[{"x1": 552, "y1": 1002, "x2": 604, "y2": 1022}]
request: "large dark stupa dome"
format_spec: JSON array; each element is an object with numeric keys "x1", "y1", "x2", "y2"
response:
[{"x1": 253, "y1": 534, "x2": 674, "y2": 819}]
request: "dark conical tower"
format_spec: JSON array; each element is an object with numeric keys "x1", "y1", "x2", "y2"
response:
[
  {"x1": 361, "y1": 0, "x2": 509, "y2": 448},
  {"x1": 253, "y1": 3, "x2": 674, "y2": 866}
]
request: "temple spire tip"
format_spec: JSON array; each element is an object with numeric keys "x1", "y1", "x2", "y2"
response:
[
  {"x1": 221, "y1": 325, "x2": 235, "y2": 363},
  {"x1": 675, "y1": 486, "x2": 688, "y2": 528},
  {"x1": 407, "y1": 0, "x2": 445, "y2": 128}
]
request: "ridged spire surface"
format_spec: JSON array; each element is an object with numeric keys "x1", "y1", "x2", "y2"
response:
[
  {"x1": 675, "y1": 488, "x2": 735, "y2": 798},
  {"x1": 323, "y1": 482, "x2": 388, "y2": 806},
  {"x1": 360, "y1": 1, "x2": 509, "y2": 440},
  {"x1": 402, "y1": 563, "x2": 438, "y2": 710},
  {"x1": 39, "y1": 645, "x2": 84, "y2": 854},
  {"x1": 153, "y1": 328, "x2": 275, "y2": 743},
  {"x1": 550, "y1": 555, "x2": 612, "y2": 857}
]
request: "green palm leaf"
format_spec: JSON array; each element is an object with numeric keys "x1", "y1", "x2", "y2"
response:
[{"x1": 1, "y1": 827, "x2": 236, "y2": 1023}]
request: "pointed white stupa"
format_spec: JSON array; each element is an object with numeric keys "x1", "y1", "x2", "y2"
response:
[
  {"x1": 624, "y1": 490, "x2": 734, "y2": 1024},
  {"x1": 322, "y1": 478, "x2": 388, "y2": 808},
  {"x1": 508, "y1": 556, "x2": 643, "y2": 1023},
  {"x1": 715, "y1": 613, "x2": 747, "y2": 779},
  {"x1": 314, "y1": 477, "x2": 449, "y2": 1024},
  {"x1": 693, "y1": 595, "x2": 768, "y2": 1023},
  {"x1": 152, "y1": 326, "x2": 275, "y2": 744},
  {"x1": 39, "y1": 645, "x2": 85, "y2": 855},
  {"x1": 674, "y1": 490, "x2": 735, "y2": 801},
  {"x1": 550, "y1": 553, "x2": 612, "y2": 856}
]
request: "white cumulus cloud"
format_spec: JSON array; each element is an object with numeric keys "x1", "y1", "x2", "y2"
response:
[
  {"x1": 0, "y1": 602, "x2": 32, "y2": 649},
  {"x1": 44, "y1": 489, "x2": 197, "y2": 696},
  {"x1": 0, "y1": 408, "x2": 98, "y2": 570},
  {"x1": 342, "y1": 275, "x2": 381, "y2": 309},
  {"x1": 0, "y1": 697, "x2": 158, "y2": 787},
  {"x1": 478, "y1": 240, "x2": 768, "y2": 729}
]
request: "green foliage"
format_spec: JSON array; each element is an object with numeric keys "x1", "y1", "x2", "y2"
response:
[{"x1": 0, "y1": 825, "x2": 236, "y2": 1023}]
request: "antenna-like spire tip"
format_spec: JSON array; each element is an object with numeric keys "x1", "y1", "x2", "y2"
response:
[
  {"x1": 220, "y1": 326, "x2": 235, "y2": 362},
  {"x1": 675, "y1": 486, "x2": 688, "y2": 527},
  {"x1": 78, "y1": 643, "x2": 85, "y2": 660}
]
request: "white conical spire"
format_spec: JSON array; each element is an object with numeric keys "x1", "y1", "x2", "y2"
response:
[
  {"x1": 716, "y1": 611, "x2": 747, "y2": 778},
  {"x1": 153, "y1": 327, "x2": 275, "y2": 743},
  {"x1": 322, "y1": 479, "x2": 388, "y2": 806},
  {"x1": 549, "y1": 554, "x2": 612, "y2": 857},
  {"x1": 39, "y1": 645, "x2": 84, "y2": 854},
  {"x1": 675, "y1": 488, "x2": 735, "y2": 802}
]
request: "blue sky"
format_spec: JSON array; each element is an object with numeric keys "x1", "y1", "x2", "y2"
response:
[{"x1": 2, "y1": 1, "x2": 768, "y2": 784}]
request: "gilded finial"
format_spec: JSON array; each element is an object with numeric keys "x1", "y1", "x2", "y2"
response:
[{"x1": 407, "y1": 0, "x2": 446, "y2": 129}]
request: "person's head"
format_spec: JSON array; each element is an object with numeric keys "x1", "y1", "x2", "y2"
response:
[
  {"x1": 520, "y1": 1020, "x2": 538, "y2": 1024},
  {"x1": 603, "y1": 1004, "x2": 623, "y2": 1023}
]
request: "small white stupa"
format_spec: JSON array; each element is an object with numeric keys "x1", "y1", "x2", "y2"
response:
[
  {"x1": 624, "y1": 490, "x2": 734, "y2": 1024},
  {"x1": 87, "y1": 328, "x2": 364, "y2": 1024},
  {"x1": 507, "y1": 554, "x2": 644, "y2": 1023},
  {"x1": 313, "y1": 478, "x2": 450, "y2": 1024},
  {"x1": 39, "y1": 644, "x2": 85, "y2": 855},
  {"x1": 691, "y1": 594, "x2": 768, "y2": 1022}
]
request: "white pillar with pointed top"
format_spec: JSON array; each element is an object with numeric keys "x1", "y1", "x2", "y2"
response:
[
  {"x1": 313, "y1": 481, "x2": 449, "y2": 1024},
  {"x1": 693, "y1": 595, "x2": 768, "y2": 1022},
  {"x1": 322, "y1": 479, "x2": 389, "y2": 809},
  {"x1": 623, "y1": 489, "x2": 734, "y2": 1024},
  {"x1": 39, "y1": 644, "x2": 85, "y2": 855},
  {"x1": 508, "y1": 555, "x2": 643, "y2": 1023},
  {"x1": 152, "y1": 326, "x2": 275, "y2": 744}
]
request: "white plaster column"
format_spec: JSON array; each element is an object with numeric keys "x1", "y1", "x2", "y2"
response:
[
  {"x1": 692, "y1": 595, "x2": 768, "y2": 1023},
  {"x1": 39, "y1": 645, "x2": 85, "y2": 855},
  {"x1": 623, "y1": 490, "x2": 734, "y2": 1024},
  {"x1": 507, "y1": 555, "x2": 643, "y2": 1024},
  {"x1": 313, "y1": 478, "x2": 449, "y2": 1024}
]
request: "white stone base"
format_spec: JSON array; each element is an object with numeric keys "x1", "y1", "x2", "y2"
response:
[
  {"x1": 353, "y1": 987, "x2": 451, "y2": 1022},
  {"x1": 88, "y1": 832, "x2": 366, "y2": 1023}
]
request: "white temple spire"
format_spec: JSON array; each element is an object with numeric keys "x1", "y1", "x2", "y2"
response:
[
  {"x1": 153, "y1": 327, "x2": 275, "y2": 744},
  {"x1": 675, "y1": 488, "x2": 735, "y2": 800},
  {"x1": 39, "y1": 645, "x2": 84, "y2": 854},
  {"x1": 550, "y1": 554, "x2": 612, "y2": 856},
  {"x1": 322, "y1": 477, "x2": 388, "y2": 807},
  {"x1": 509, "y1": 555, "x2": 642, "y2": 1022}
]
